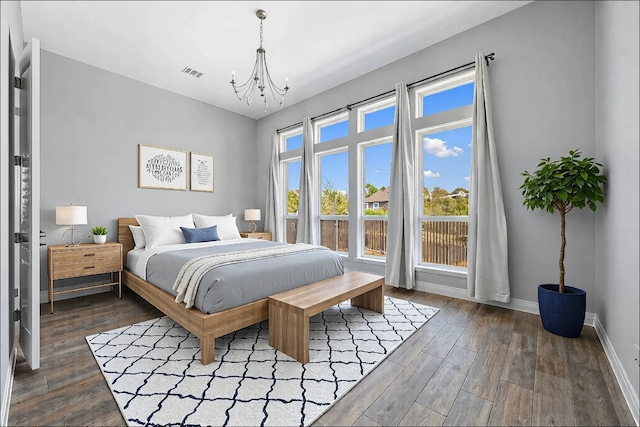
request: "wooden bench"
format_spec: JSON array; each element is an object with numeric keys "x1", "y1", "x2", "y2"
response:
[{"x1": 268, "y1": 271, "x2": 385, "y2": 363}]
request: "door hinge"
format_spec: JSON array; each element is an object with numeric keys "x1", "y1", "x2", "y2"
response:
[
  {"x1": 14, "y1": 288, "x2": 18, "y2": 298},
  {"x1": 14, "y1": 232, "x2": 28, "y2": 243},
  {"x1": 14, "y1": 77, "x2": 22, "y2": 89},
  {"x1": 14, "y1": 155, "x2": 22, "y2": 166},
  {"x1": 14, "y1": 107, "x2": 21, "y2": 116},
  {"x1": 13, "y1": 310, "x2": 21, "y2": 322}
]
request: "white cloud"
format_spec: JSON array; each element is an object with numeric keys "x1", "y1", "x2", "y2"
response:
[
  {"x1": 424, "y1": 170, "x2": 441, "y2": 178},
  {"x1": 464, "y1": 176, "x2": 470, "y2": 181},
  {"x1": 423, "y1": 137, "x2": 464, "y2": 158}
]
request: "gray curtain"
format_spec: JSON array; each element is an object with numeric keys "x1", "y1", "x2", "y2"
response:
[
  {"x1": 264, "y1": 130, "x2": 282, "y2": 242},
  {"x1": 385, "y1": 82, "x2": 417, "y2": 289},
  {"x1": 296, "y1": 117, "x2": 318, "y2": 244},
  {"x1": 467, "y1": 53, "x2": 510, "y2": 302}
]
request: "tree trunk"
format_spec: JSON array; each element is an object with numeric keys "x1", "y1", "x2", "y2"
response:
[{"x1": 559, "y1": 208, "x2": 566, "y2": 293}]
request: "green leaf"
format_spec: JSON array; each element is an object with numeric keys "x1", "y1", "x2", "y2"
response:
[{"x1": 520, "y1": 150, "x2": 606, "y2": 221}]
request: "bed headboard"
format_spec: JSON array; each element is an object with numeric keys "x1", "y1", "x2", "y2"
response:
[{"x1": 118, "y1": 217, "x2": 139, "y2": 265}]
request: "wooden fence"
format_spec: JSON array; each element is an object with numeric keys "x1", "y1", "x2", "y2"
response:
[
  {"x1": 285, "y1": 217, "x2": 468, "y2": 267},
  {"x1": 421, "y1": 220, "x2": 468, "y2": 267}
]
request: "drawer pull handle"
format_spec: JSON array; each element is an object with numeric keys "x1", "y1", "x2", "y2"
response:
[
  {"x1": 84, "y1": 253, "x2": 96, "y2": 257},
  {"x1": 84, "y1": 266, "x2": 95, "y2": 270},
  {"x1": 257, "y1": 236, "x2": 263, "y2": 239}
]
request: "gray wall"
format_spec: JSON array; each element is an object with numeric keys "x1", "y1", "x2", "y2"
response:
[
  {"x1": 595, "y1": 0, "x2": 640, "y2": 404},
  {"x1": 256, "y1": 0, "x2": 598, "y2": 307},
  {"x1": 39, "y1": 51, "x2": 258, "y2": 292}
]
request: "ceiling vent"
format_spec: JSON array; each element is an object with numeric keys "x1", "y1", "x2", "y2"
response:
[{"x1": 181, "y1": 66, "x2": 204, "y2": 78}]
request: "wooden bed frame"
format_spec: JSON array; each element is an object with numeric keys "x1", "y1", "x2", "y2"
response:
[{"x1": 117, "y1": 218, "x2": 269, "y2": 365}]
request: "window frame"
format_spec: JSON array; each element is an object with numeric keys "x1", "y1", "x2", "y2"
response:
[
  {"x1": 358, "y1": 137, "x2": 392, "y2": 261},
  {"x1": 280, "y1": 127, "x2": 303, "y2": 152},
  {"x1": 314, "y1": 112, "x2": 349, "y2": 144},
  {"x1": 415, "y1": 70, "x2": 475, "y2": 119},
  {"x1": 415, "y1": 115, "x2": 473, "y2": 270},
  {"x1": 317, "y1": 146, "x2": 350, "y2": 254},
  {"x1": 357, "y1": 96, "x2": 396, "y2": 133},
  {"x1": 279, "y1": 127, "x2": 303, "y2": 242}
]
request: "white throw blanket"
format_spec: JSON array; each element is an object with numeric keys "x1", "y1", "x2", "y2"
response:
[{"x1": 172, "y1": 243, "x2": 326, "y2": 308}]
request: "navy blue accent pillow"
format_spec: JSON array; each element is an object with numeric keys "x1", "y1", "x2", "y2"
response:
[{"x1": 180, "y1": 225, "x2": 220, "y2": 243}]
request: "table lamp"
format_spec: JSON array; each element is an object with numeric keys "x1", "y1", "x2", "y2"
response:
[
  {"x1": 244, "y1": 209, "x2": 261, "y2": 233},
  {"x1": 56, "y1": 205, "x2": 87, "y2": 246}
]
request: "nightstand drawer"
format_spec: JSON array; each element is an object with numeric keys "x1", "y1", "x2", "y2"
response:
[
  {"x1": 240, "y1": 232, "x2": 272, "y2": 241},
  {"x1": 52, "y1": 258, "x2": 121, "y2": 280},
  {"x1": 52, "y1": 246, "x2": 120, "y2": 264}
]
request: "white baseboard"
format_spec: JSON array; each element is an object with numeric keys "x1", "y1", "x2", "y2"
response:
[
  {"x1": 414, "y1": 280, "x2": 597, "y2": 324},
  {"x1": 415, "y1": 280, "x2": 539, "y2": 314},
  {"x1": 593, "y1": 315, "x2": 640, "y2": 426},
  {"x1": 1, "y1": 348, "x2": 16, "y2": 427}
]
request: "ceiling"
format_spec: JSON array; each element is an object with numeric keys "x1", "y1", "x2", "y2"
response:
[{"x1": 20, "y1": 1, "x2": 532, "y2": 120}]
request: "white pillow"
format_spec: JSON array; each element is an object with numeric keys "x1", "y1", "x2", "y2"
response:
[
  {"x1": 129, "y1": 225, "x2": 147, "y2": 250},
  {"x1": 192, "y1": 213, "x2": 241, "y2": 240},
  {"x1": 135, "y1": 214, "x2": 195, "y2": 249}
]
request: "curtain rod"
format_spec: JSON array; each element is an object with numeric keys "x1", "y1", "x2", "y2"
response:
[{"x1": 276, "y1": 52, "x2": 495, "y2": 134}]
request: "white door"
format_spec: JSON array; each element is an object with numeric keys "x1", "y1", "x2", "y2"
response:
[
  {"x1": 16, "y1": 38, "x2": 41, "y2": 370},
  {"x1": 0, "y1": 20, "x2": 17, "y2": 425}
]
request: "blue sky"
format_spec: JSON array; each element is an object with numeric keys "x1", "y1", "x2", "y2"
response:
[{"x1": 286, "y1": 82, "x2": 474, "y2": 195}]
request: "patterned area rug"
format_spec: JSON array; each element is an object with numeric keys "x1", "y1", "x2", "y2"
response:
[{"x1": 86, "y1": 296, "x2": 438, "y2": 427}]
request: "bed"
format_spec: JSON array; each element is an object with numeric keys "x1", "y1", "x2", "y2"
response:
[{"x1": 117, "y1": 217, "x2": 344, "y2": 365}]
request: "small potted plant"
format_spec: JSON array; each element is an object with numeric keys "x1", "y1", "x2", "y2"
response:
[
  {"x1": 520, "y1": 149, "x2": 606, "y2": 337},
  {"x1": 90, "y1": 225, "x2": 109, "y2": 244}
]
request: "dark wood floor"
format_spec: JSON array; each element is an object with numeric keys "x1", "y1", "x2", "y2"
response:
[{"x1": 9, "y1": 286, "x2": 635, "y2": 426}]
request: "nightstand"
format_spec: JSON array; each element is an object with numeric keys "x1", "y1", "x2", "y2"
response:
[
  {"x1": 47, "y1": 242, "x2": 123, "y2": 314},
  {"x1": 239, "y1": 232, "x2": 272, "y2": 241}
]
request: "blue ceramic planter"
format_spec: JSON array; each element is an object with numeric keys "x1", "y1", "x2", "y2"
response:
[{"x1": 538, "y1": 284, "x2": 586, "y2": 338}]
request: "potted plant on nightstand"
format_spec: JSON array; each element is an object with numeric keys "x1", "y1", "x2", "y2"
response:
[
  {"x1": 90, "y1": 225, "x2": 109, "y2": 244},
  {"x1": 520, "y1": 149, "x2": 606, "y2": 338}
]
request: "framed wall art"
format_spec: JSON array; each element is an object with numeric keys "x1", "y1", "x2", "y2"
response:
[
  {"x1": 190, "y1": 152, "x2": 215, "y2": 192},
  {"x1": 138, "y1": 144, "x2": 188, "y2": 190}
]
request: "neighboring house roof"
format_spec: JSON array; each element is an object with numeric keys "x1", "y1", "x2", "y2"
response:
[
  {"x1": 448, "y1": 191, "x2": 469, "y2": 199},
  {"x1": 365, "y1": 188, "x2": 390, "y2": 203}
]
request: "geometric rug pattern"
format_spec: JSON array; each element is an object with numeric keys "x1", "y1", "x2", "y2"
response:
[{"x1": 86, "y1": 296, "x2": 438, "y2": 426}]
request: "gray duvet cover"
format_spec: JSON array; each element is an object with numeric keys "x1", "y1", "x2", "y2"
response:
[{"x1": 145, "y1": 240, "x2": 344, "y2": 314}]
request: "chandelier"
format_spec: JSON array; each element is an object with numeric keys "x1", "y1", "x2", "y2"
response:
[{"x1": 230, "y1": 9, "x2": 289, "y2": 111}]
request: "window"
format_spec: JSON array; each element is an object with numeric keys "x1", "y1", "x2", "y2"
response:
[
  {"x1": 283, "y1": 159, "x2": 301, "y2": 243},
  {"x1": 420, "y1": 124, "x2": 472, "y2": 216},
  {"x1": 318, "y1": 149, "x2": 349, "y2": 253},
  {"x1": 358, "y1": 98, "x2": 395, "y2": 132},
  {"x1": 416, "y1": 71, "x2": 474, "y2": 269},
  {"x1": 283, "y1": 130, "x2": 302, "y2": 151},
  {"x1": 416, "y1": 70, "x2": 475, "y2": 118},
  {"x1": 275, "y1": 67, "x2": 475, "y2": 274},
  {"x1": 361, "y1": 140, "x2": 391, "y2": 258},
  {"x1": 422, "y1": 83, "x2": 474, "y2": 116},
  {"x1": 317, "y1": 114, "x2": 349, "y2": 143}
]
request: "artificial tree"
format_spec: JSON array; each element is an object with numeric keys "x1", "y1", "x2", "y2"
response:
[{"x1": 520, "y1": 149, "x2": 607, "y2": 292}]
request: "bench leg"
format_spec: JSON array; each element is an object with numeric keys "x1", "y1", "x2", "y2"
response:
[
  {"x1": 269, "y1": 300, "x2": 310, "y2": 364},
  {"x1": 200, "y1": 335, "x2": 214, "y2": 365},
  {"x1": 351, "y1": 285, "x2": 384, "y2": 314}
]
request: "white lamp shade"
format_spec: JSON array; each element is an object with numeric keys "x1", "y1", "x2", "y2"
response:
[
  {"x1": 56, "y1": 205, "x2": 87, "y2": 225},
  {"x1": 244, "y1": 209, "x2": 261, "y2": 221}
]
